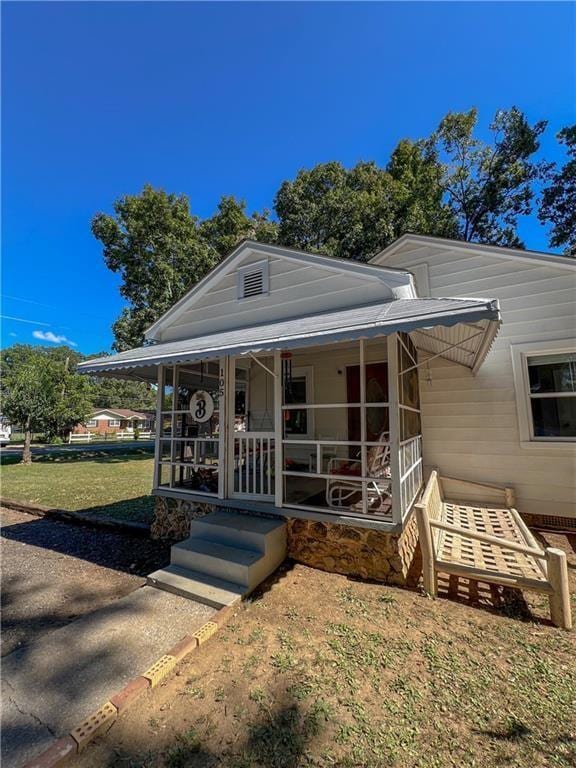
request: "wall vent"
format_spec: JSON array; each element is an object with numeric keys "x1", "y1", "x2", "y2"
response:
[{"x1": 237, "y1": 261, "x2": 269, "y2": 299}]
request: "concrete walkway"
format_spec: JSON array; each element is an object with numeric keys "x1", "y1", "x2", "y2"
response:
[{"x1": 1, "y1": 586, "x2": 215, "y2": 768}]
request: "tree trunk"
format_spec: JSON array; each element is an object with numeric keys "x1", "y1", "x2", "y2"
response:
[{"x1": 22, "y1": 419, "x2": 32, "y2": 465}]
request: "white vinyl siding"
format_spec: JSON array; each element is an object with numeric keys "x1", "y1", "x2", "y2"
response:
[
  {"x1": 158, "y1": 253, "x2": 397, "y2": 343},
  {"x1": 372, "y1": 241, "x2": 576, "y2": 520}
]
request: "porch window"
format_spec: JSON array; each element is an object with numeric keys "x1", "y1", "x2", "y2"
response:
[
  {"x1": 281, "y1": 335, "x2": 423, "y2": 523},
  {"x1": 283, "y1": 367, "x2": 313, "y2": 438},
  {"x1": 156, "y1": 362, "x2": 222, "y2": 496},
  {"x1": 511, "y1": 342, "x2": 576, "y2": 446}
]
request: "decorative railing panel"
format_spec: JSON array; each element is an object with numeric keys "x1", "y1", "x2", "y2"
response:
[{"x1": 233, "y1": 432, "x2": 275, "y2": 498}]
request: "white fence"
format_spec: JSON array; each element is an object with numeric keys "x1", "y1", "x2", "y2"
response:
[{"x1": 68, "y1": 431, "x2": 155, "y2": 443}]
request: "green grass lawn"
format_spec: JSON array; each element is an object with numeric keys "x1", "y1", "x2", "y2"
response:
[{"x1": 0, "y1": 448, "x2": 155, "y2": 523}]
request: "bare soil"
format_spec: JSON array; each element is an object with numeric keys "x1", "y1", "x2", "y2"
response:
[{"x1": 77, "y1": 531, "x2": 576, "y2": 768}]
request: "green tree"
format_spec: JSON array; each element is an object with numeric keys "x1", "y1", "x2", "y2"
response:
[
  {"x1": 275, "y1": 161, "x2": 396, "y2": 260},
  {"x1": 92, "y1": 184, "x2": 217, "y2": 351},
  {"x1": 274, "y1": 156, "x2": 457, "y2": 261},
  {"x1": 538, "y1": 126, "x2": 576, "y2": 256},
  {"x1": 1, "y1": 345, "x2": 92, "y2": 463},
  {"x1": 199, "y1": 195, "x2": 278, "y2": 256},
  {"x1": 386, "y1": 139, "x2": 458, "y2": 239},
  {"x1": 88, "y1": 367, "x2": 157, "y2": 411},
  {"x1": 432, "y1": 107, "x2": 548, "y2": 247}
]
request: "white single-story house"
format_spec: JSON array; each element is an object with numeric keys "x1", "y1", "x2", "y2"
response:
[{"x1": 78, "y1": 235, "x2": 575, "y2": 605}]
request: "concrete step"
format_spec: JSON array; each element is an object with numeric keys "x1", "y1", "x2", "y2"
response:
[
  {"x1": 147, "y1": 565, "x2": 244, "y2": 608},
  {"x1": 171, "y1": 538, "x2": 265, "y2": 588},
  {"x1": 189, "y1": 510, "x2": 286, "y2": 554}
]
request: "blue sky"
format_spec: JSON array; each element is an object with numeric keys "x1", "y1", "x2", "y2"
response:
[{"x1": 2, "y1": 1, "x2": 574, "y2": 354}]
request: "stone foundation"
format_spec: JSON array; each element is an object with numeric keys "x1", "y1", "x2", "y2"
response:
[
  {"x1": 151, "y1": 496, "x2": 217, "y2": 540},
  {"x1": 152, "y1": 496, "x2": 421, "y2": 587},
  {"x1": 286, "y1": 512, "x2": 420, "y2": 586}
]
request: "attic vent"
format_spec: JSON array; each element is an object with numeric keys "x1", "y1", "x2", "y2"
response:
[{"x1": 237, "y1": 260, "x2": 269, "y2": 300}]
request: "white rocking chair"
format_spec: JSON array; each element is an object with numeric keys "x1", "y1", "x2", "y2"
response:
[{"x1": 326, "y1": 435, "x2": 391, "y2": 513}]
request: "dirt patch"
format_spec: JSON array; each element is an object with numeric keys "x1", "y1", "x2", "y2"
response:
[
  {"x1": 1, "y1": 507, "x2": 170, "y2": 655},
  {"x1": 77, "y1": 532, "x2": 575, "y2": 768}
]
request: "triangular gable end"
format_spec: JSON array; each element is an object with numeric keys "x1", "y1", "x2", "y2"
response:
[{"x1": 146, "y1": 240, "x2": 415, "y2": 343}]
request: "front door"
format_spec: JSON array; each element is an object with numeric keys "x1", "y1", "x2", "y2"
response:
[{"x1": 228, "y1": 357, "x2": 276, "y2": 500}]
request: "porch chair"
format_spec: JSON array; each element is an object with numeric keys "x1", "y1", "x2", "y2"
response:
[
  {"x1": 326, "y1": 435, "x2": 391, "y2": 513},
  {"x1": 414, "y1": 471, "x2": 572, "y2": 629}
]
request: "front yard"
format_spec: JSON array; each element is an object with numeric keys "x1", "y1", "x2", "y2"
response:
[
  {"x1": 79, "y1": 531, "x2": 576, "y2": 768},
  {"x1": 0, "y1": 448, "x2": 155, "y2": 523}
]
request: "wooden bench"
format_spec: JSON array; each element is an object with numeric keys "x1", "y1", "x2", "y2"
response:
[{"x1": 414, "y1": 471, "x2": 572, "y2": 629}]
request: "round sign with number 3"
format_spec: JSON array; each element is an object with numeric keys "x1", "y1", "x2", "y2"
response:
[{"x1": 189, "y1": 390, "x2": 214, "y2": 423}]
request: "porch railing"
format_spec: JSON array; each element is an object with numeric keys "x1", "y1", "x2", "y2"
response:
[
  {"x1": 399, "y1": 435, "x2": 423, "y2": 519},
  {"x1": 233, "y1": 431, "x2": 275, "y2": 498}
]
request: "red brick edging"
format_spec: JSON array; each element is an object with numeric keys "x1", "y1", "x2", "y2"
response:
[{"x1": 21, "y1": 602, "x2": 239, "y2": 768}]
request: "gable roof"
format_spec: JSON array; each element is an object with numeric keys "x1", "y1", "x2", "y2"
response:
[
  {"x1": 371, "y1": 233, "x2": 576, "y2": 271},
  {"x1": 92, "y1": 408, "x2": 150, "y2": 420},
  {"x1": 145, "y1": 239, "x2": 416, "y2": 340}
]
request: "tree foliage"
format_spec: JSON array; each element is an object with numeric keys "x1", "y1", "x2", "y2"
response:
[
  {"x1": 538, "y1": 126, "x2": 576, "y2": 256},
  {"x1": 274, "y1": 158, "x2": 456, "y2": 260},
  {"x1": 386, "y1": 139, "x2": 458, "y2": 241},
  {"x1": 199, "y1": 195, "x2": 278, "y2": 256},
  {"x1": 432, "y1": 107, "x2": 548, "y2": 247},
  {"x1": 92, "y1": 185, "x2": 218, "y2": 351},
  {"x1": 87, "y1": 363, "x2": 157, "y2": 412},
  {"x1": 1, "y1": 345, "x2": 93, "y2": 462}
]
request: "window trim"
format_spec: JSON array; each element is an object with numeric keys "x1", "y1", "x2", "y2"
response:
[
  {"x1": 109, "y1": 418, "x2": 121, "y2": 427},
  {"x1": 236, "y1": 259, "x2": 269, "y2": 301},
  {"x1": 511, "y1": 341, "x2": 576, "y2": 449},
  {"x1": 86, "y1": 419, "x2": 97, "y2": 428}
]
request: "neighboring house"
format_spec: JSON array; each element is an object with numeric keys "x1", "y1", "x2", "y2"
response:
[
  {"x1": 78, "y1": 236, "x2": 575, "y2": 600},
  {"x1": 73, "y1": 408, "x2": 155, "y2": 435}
]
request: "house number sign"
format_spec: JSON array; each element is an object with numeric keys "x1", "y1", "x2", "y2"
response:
[{"x1": 190, "y1": 390, "x2": 214, "y2": 423}]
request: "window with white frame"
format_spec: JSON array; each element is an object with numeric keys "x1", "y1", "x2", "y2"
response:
[
  {"x1": 511, "y1": 343, "x2": 576, "y2": 444},
  {"x1": 86, "y1": 419, "x2": 97, "y2": 427},
  {"x1": 109, "y1": 419, "x2": 121, "y2": 427}
]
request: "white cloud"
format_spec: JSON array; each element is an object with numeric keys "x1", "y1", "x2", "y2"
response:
[{"x1": 32, "y1": 330, "x2": 77, "y2": 347}]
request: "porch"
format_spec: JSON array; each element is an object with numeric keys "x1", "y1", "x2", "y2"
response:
[
  {"x1": 79, "y1": 295, "x2": 501, "y2": 535},
  {"x1": 153, "y1": 330, "x2": 466, "y2": 531}
]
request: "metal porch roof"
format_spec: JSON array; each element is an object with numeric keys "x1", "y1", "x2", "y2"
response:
[{"x1": 78, "y1": 296, "x2": 501, "y2": 381}]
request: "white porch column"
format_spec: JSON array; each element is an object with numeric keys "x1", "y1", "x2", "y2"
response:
[
  {"x1": 153, "y1": 365, "x2": 164, "y2": 489},
  {"x1": 387, "y1": 333, "x2": 403, "y2": 524},
  {"x1": 273, "y1": 350, "x2": 283, "y2": 508},
  {"x1": 217, "y1": 357, "x2": 227, "y2": 499}
]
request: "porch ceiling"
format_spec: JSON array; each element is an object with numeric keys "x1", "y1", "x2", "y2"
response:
[{"x1": 78, "y1": 296, "x2": 501, "y2": 381}]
